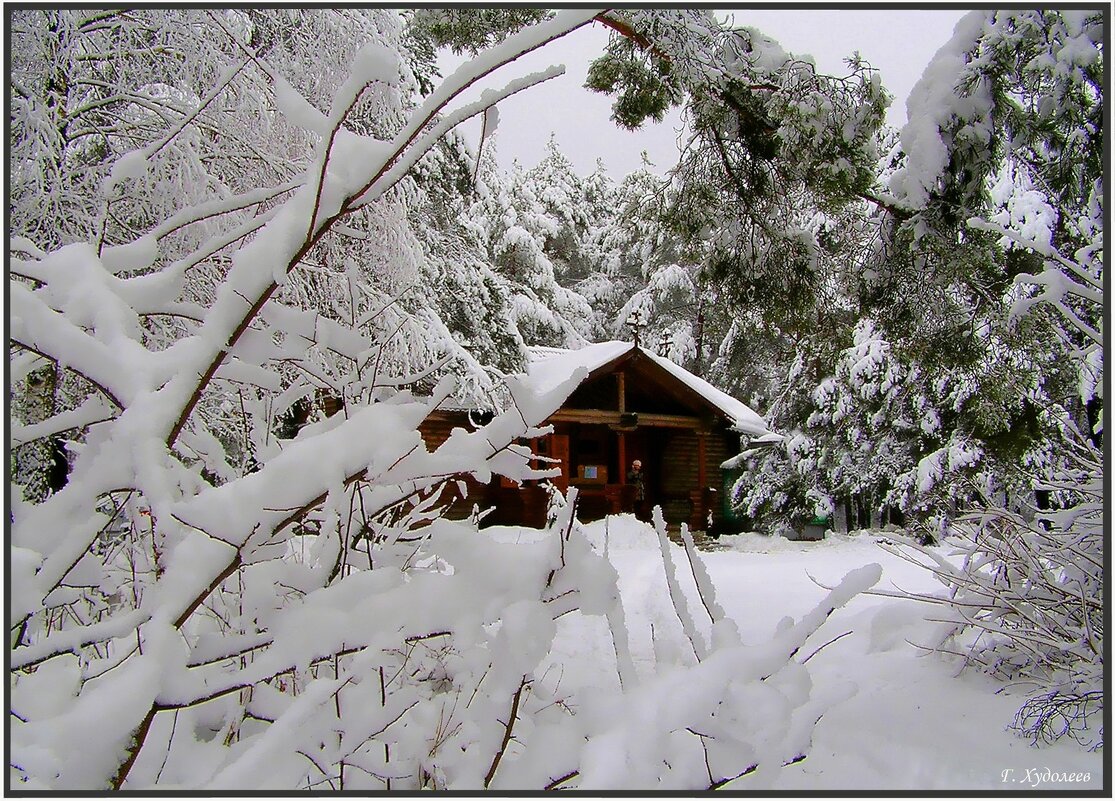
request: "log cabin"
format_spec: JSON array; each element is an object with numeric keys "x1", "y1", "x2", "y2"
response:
[{"x1": 419, "y1": 341, "x2": 771, "y2": 532}]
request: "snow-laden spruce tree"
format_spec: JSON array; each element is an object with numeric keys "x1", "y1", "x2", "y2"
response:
[
  {"x1": 577, "y1": 161, "x2": 669, "y2": 337},
  {"x1": 407, "y1": 131, "x2": 531, "y2": 405},
  {"x1": 869, "y1": 9, "x2": 1104, "y2": 748},
  {"x1": 11, "y1": 9, "x2": 882, "y2": 790},
  {"x1": 734, "y1": 299, "x2": 1075, "y2": 541},
  {"x1": 575, "y1": 160, "x2": 737, "y2": 375},
  {"x1": 524, "y1": 135, "x2": 597, "y2": 283},
  {"x1": 465, "y1": 146, "x2": 597, "y2": 348}
]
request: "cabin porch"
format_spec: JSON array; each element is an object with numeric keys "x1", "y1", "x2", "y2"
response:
[{"x1": 487, "y1": 414, "x2": 728, "y2": 532}]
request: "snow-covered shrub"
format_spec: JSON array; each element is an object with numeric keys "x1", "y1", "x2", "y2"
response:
[
  {"x1": 11, "y1": 432, "x2": 881, "y2": 791},
  {"x1": 466, "y1": 504, "x2": 883, "y2": 792},
  {"x1": 730, "y1": 431, "x2": 824, "y2": 535},
  {"x1": 10, "y1": 10, "x2": 886, "y2": 789},
  {"x1": 7, "y1": 10, "x2": 604, "y2": 788},
  {"x1": 880, "y1": 437, "x2": 1102, "y2": 749}
]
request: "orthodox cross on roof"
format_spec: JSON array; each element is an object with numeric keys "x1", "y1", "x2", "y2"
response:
[
  {"x1": 658, "y1": 331, "x2": 674, "y2": 357},
  {"x1": 625, "y1": 309, "x2": 646, "y2": 349}
]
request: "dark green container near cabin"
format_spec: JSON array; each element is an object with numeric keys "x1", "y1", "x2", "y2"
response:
[
  {"x1": 718, "y1": 467, "x2": 748, "y2": 535},
  {"x1": 802, "y1": 514, "x2": 831, "y2": 541}
]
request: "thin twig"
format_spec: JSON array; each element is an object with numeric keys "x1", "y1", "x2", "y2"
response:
[
  {"x1": 484, "y1": 676, "x2": 529, "y2": 788},
  {"x1": 544, "y1": 770, "x2": 579, "y2": 790},
  {"x1": 799, "y1": 630, "x2": 853, "y2": 664}
]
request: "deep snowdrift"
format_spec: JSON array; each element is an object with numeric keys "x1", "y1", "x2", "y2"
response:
[{"x1": 485, "y1": 516, "x2": 1104, "y2": 791}]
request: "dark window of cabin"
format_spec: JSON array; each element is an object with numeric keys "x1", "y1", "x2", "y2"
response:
[{"x1": 565, "y1": 375, "x2": 619, "y2": 410}]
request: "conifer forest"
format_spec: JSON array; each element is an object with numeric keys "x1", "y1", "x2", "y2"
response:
[{"x1": 8, "y1": 9, "x2": 1105, "y2": 792}]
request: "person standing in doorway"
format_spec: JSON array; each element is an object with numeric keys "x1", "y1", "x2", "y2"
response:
[{"x1": 627, "y1": 459, "x2": 646, "y2": 520}]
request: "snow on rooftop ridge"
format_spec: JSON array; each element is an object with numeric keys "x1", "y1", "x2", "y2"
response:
[
  {"x1": 524, "y1": 341, "x2": 771, "y2": 437},
  {"x1": 524, "y1": 340, "x2": 633, "y2": 396},
  {"x1": 435, "y1": 341, "x2": 772, "y2": 437},
  {"x1": 640, "y1": 348, "x2": 769, "y2": 436}
]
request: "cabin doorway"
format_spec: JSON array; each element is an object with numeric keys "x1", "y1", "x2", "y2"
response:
[
  {"x1": 626, "y1": 427, "x2": 688, "y2": 524},
  {"x1": 555, "y1": 422, "x2": 703, "y2": 526}
]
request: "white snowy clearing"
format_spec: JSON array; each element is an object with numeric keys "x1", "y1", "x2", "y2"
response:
[{"x1": 487, "y1": 516, "x2": 1105, "y2": 791}]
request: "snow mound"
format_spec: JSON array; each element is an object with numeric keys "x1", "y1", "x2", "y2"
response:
[{"x1": 579, "y1": 514, "x2": 664, "y2": 551}]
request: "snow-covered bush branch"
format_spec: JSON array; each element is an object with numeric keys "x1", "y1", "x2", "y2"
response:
[
  {"x1": 10, "y1": 9, "x2": 885, "y2": 790},
  {"x1": 875, "y1": 8, "x2": 1104, "y2": 748},
  {"x1": 9, "y1": 9, "x2": 608, "y2": 789},
  {"x1": 877, "y1": 437, "x2": 1102, "y2": 749}
]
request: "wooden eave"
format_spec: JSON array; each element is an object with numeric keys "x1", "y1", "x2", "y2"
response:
[
  {"x1": 573, "y1": 347, "x2": 731, "y2": 429},
  {"x1": 424, "y1": 346, "x2": 738, "y2": 434},
  {"x1": 547, "y1": 408, "x2": 709, "y2": 430}
]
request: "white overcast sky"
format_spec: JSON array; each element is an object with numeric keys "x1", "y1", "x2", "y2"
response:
[{"x1": 439, "y1": 8, "x2": 971, "y2": 177}]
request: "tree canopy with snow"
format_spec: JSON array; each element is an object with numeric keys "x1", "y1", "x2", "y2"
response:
[{"x1": 8, "y1": 7, "x2": 1104, "y2": 791}]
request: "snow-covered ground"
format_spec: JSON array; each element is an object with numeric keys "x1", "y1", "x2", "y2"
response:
[{"x1": 487, "y1": 515, "x2": 1104, "y2": 792}]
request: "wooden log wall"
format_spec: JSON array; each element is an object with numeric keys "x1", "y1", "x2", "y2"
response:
[
  {"x1": 416, "y1": 409, "x2": 740, "y2": 531},
  {"x1": 658, "y1": 427, "x2": 733, "y2": 528},
  {"x1": 417, "y1": 412, "x2": 489, "y2": 519},
  {"x1": 418, "y1": 413, "x2": 458, "y2": 450}
]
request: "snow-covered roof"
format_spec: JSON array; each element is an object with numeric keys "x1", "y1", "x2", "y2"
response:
[
  {"x1": 524, "y1": 341, "x2": 770, "y2": 437},
  {"x1": 640, "y1": 349, "x2": 769, "y2": 436},
  {"x1": 525, "y1": 341, "x2": 632, "y2": 396}
]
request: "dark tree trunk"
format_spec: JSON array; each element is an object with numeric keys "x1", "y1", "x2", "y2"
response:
[
  {"x1": 1085, "y1": 397, "x2": 1102, "y2": 449},
  {"x1": 693, "y1": 300, "x2": 705, "y2": 378},
  {"x1": 46, "y1": 438, "x2": 69, "y2": 493}
]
